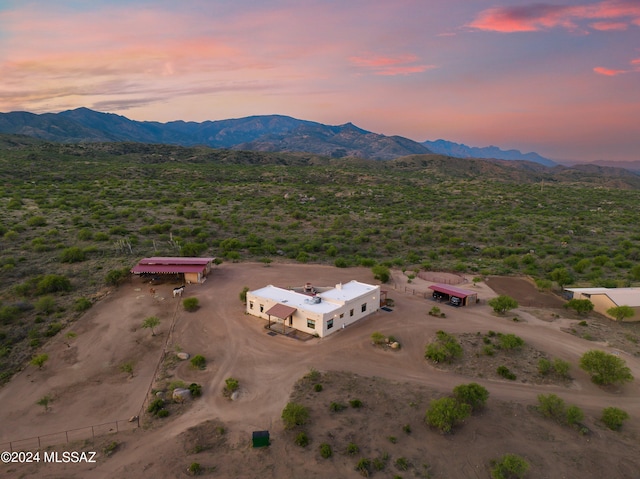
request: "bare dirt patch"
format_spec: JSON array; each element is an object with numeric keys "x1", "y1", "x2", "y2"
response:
[
  {"x1": 486, "y1": 276, "x2": 565, "y2": 309},
  {"x1": 1, "y1": 264, "x2": 639, "y2": 479}
]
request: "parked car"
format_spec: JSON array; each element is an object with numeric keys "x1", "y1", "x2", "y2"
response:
[{"x1": 450, "y1": 296, "x2": 461, "y2": 307}]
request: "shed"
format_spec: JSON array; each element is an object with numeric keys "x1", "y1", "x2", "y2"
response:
[
  {"x1": 252, "y1": 430, "x2": 270, "y2": 448},
  {"x1": 429, "y1": 284, "x2": 478, "y2": 306},
  {"x1": 131, "y1": 257, "x2": 215, "y2": 284}
]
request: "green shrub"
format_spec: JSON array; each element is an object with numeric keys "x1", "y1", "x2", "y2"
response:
[
  {"x1": 538, "y1": 358, "x2": 552, "y2": 375},
  {"x1": 601, "y1": 407, "x2": 629, "y2": 431},
  {"x1": 566, "y1": 405, "x2": 584, "y2": 425},
  {"x1": 552, "y1": 358, "x2": 571, "y2": 378},
  {"x1": 190, "y1": 355, "x2": 206, "y2": 370},
  {"x1": 314, "y1": 383, "x2": 323, "y2": 392},
  {"x1": 319, "y1": 443, "x2": 332, "y2": 459},
  {"x1": 188, "y1": 462, "x2": 201, "y2": 475},
  {"x1": 73, "y1": 297, "x2": 92, "y2": 312},
  {"x1": 294, "y1": 431, "x2": 309, "y2": 447},
  {"x1": 59, "y1": 246, "x2": 86, "y2": 263},
  {"x1": 183, "y1": 297, "x2": 199, "y2": 312},
  {"x1": 356, "y1": 457, "x2": 371, "y2": 476},
  {"x1": 395, "y1": 457, "x2": 409, "y2": 471},
  {"x1": 329, "y1": 401, "x2": 346, "y2": 412},
  {"x1": 490, "y1": 453, "x2": 529, "y2": 479},
  {"x1": 188, "y1": 383, "x2": 202, "y2": 397},
  {"x1": 425, "y1": 397, "x2": 471, "y2": 433},
  {"x1": 453, "y1": 383, "x2": 489, "y2": 411},
  {"x1": 349, "y1": 399, "x2": 363, "y2": 408},
  {"x1": 496, "y1": 366, "x2": 516, "y2": 380},
  {"x1": 157, "y1": 409, "x2": 170, "y2": 418},
  {"x1": 30, "y1": 353, "x2": 49, "y2": 369},
  {"x1": 281, "y1": 402, "x2": 310, "y2": 429},
  {"x1": 497, "y1": 333, "x2": 524, "y2": 350},
  {"x1": 346, "y1": 442, "x2": 359, "y2": 455},
  {"x1": 371, "y1": 331, "x2": 386, "y2": 345},
  {"x1": 425, "y1": 331, "x2": 463, "y2": 363},
  {"x1": 579, "y1": 350, "x2": 633, "y2": 385},
  {"x1": 537, "y1": 394, "x2": 566, "y2": 421},
  {"x1": 147, "y1": 398, "x2": 165, "y2": 415},
  {"x1": 224, "y1": 377, "x2": 239, "y2": 395}
]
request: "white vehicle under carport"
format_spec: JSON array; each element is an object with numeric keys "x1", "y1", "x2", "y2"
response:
[{"x1": 449, "y1": 296, "x2": 462, "y2": 307}]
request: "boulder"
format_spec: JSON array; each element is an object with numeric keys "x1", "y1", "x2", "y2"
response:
[
  {"x1": 172, "y1": 388, "x2": 191, "y2": 403},
  {"x1": 177, "y1": 352, "x2": 190, "y2": 360},
  {"x1": 390, "y1": 342, "x2": 400, "y2": 350}
]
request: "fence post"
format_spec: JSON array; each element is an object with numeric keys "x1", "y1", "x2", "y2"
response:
[
  {"x1": 66, "y1": 431, "x2": 69, "y2": 443},
  {"x1": 91, "y1": 426, "x2": 95, "y2": 441},
  {"x1": 115, "y1": 421, "x2": 119, "y2": 433},
  {"x1": 38, "y1": 436, "x2": 41, "y2": 449}
]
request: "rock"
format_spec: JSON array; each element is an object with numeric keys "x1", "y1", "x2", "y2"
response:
[
  {"x1": 155, "y1": 391, "x2": 166, "y2": 399},
  {"x1": 173, "y1": 388, "x2": 191, "y2": 403},
  {"x1": 231, "y1": 391, "x2": 239, "y2": 401},
  {"x1": 177, "y1": 352, "x2": 190, "y2": 360},
  {"x1": 391, "y1": 342, "x2": 400, "y2": 349},
  {"x1": 128, "y1": 415, "x2": 138, "y2": 423}
]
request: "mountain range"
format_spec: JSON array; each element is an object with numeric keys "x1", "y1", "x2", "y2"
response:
[{"x1": 0, "y1": 108, "x2": 557, "y2": 165}]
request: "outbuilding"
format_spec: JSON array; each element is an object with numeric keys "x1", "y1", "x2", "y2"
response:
[
  {"x1": 131, "y1": 257, "x2": 215, "y2": 284},
  {"x1": 429, "y1": 283, "x2": 477, "y2": 307},
  {"x1": 246, "y1": 280, "x2": 381, "y2": 337},
  {"x1": 565, "y1": 287, "x2": 640, "y2": 321}
]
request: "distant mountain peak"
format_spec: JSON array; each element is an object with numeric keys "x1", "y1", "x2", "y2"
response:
[{"x1": 423, "y1": 139, "x2": 556, "y2": 167}]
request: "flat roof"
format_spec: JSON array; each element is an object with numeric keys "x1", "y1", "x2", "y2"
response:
[
  {"x1": 566, "y1": 288, "x2": 640, "y2": 307},
  {"x1": 319, "y1": 280, "x2": 378, "y2": 302},
  {"x1": 429, "y1": 284, "x2": 477, "y2": 298},
  {"x1": 250, "y1": 285, "x2": 340, "y2": 314}
]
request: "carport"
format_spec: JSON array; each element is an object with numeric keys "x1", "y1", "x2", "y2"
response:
[{"x1": 429, "y1": 284, "x2": 477, "y2": 306}]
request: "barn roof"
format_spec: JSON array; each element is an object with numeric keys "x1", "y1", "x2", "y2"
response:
[
  {"x1": 131, "y1": 264, "x2": 207, "y2": 274},
  {"x1": 429, "y1": 284, "x2": 476, "y2": 298},
  {"x1": 137, "y1": 257, "x2": 214, "y2": 265}
]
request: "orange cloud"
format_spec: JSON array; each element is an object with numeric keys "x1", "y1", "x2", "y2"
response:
[
  {"x1": 349, "y1": 54, "x2": 435, "y2": 76},
  {"x1": 469, "y1": 1, "x2": 640, "y2": 33},
  {"x1": 593, "y1": 66, "x2": 627, "y2": 76}
]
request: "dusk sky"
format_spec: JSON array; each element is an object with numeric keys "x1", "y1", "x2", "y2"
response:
[{"x1": 1, "y1": 0, "x2": 639, "y2": 163}]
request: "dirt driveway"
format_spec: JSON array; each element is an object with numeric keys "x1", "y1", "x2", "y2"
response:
[{"x1": 1, "y1": 263, "x2": 638, "y2": 478}]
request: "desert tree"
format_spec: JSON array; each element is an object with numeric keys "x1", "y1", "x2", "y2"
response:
[
  {"x1": 281, "y1": 402, "x2": 310, "y2": 429},
  {"x1": 579, "y1": 350, "x2": 633, "y2": 386},
  {"x1": 564, "y1": 298, "x2": 594, "y2": 316},
  {"x1": 607, "y1": 305, "x2": 635, "y2": 321},
  {"x1": 425, "y1": 397, "x2": 471, "y2": 433},
  {"x1": 488, "y1": 295, "x2": 518, "y2": 314},
  {"x1": 142, "y1": 316, "x2": 161, "y2": 336}
]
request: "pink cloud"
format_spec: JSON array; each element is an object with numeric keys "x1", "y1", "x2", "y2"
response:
[
  {"x1": 593, "y1": 66, "x2": 627, "y2": 75},
  {"x1": 469, "y1": 1, "x2": 640, "y2": 33},
  {"x1": 590, "y1": 21, "x2": 628, "y2": 30},
  {"x1": 349, "y1": 54, "x2": 435, "y2": 76}
]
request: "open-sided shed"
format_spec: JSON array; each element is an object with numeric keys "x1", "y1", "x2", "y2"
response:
[
  {"x1": 131, "y1": 257, "x2": 215, "y2": 284},
  {"x1": 429, "y1": 283, "x2": 477, "y2": 306}
]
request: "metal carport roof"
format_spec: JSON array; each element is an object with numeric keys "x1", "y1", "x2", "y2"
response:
[{"x1": 429, "y1": 284, "x2": 476, "y2": 298}]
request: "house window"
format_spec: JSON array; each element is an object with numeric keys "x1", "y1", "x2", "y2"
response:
[
  {"x1": 350, "y1": 309, "x2": 354, "y2": 317},
  {"x1": 327, "y1": 319, "x2": 334, "y2": 329},
  {"x1": 249, "y1": 301, "x2": 254, "y2": 310},
  {"x1": 340, "y1": 313, "x2": 344, "y2": 319},
  {"x1": 361, "y1": 303, "x2": 367, "y2": 313},
  {"x1": 260, "y1": 304, "x2": 264, "y2": 313},
  {"x1": 307, "y1": 319, "x2": 316, "y2": 329}
]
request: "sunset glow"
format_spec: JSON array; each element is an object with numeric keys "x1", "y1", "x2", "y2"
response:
[{"x1": 1, "y1": 0, "x2": 638, "y2": 163}]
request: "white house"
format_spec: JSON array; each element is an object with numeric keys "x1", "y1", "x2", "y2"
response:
[
  {"x1": 246, "y1": 280, "x2": 381, "y2": 337},
  {"x1": 565, "y1": 287, "x2": 640, "y2": 321}
]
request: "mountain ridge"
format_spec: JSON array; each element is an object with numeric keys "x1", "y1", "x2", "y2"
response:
[{"x1": 0, "y1": 108, "x2": 558, "y2": 164}]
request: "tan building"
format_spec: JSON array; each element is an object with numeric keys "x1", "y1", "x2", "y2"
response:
[{"x1": 565, "y1": 287, "x2": 640, "y2": 321}]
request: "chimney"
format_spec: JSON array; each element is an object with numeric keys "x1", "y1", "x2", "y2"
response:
[{"x1": 336, "y1": 283, "x2": 342, "y2": 290}]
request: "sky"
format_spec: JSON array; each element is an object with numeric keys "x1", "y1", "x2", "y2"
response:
[{"x1": 0, "y1": 0, "x2": 639, "y2": 163}]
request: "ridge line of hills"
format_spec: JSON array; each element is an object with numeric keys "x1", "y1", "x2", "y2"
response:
[{"x1": 0, "y1": 107, "x2": 557, "y2": 165}]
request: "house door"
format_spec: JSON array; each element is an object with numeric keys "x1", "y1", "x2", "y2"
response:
[{"x1": 289, "y1": 316, "x2": 293, "y2": 326}]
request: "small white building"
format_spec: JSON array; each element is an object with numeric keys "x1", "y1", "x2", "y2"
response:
[
  {"x1": 246, "y1": 280, "x2": 381, "y2": 337},
  {"x1": 565, "y1": 287, "x2": 640, "y2": 321}
]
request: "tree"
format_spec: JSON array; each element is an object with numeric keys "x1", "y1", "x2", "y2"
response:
[
  {"x1": 453, "y1": 383, "x2": 489, "y2": 411},
  {"x1": 491, "y1": 454, "x2": 529, "y2": 479},
  {"x1": 550, "y1": 267, "x2": 573, "y2": 288},
  {"x1": 606, "y1": 305, "x2": 635, "y2": 321},
  {"x1": 579, "y1": 350, "x2": 633, "y2": 386},
  {"x1": 105, "y1": 268, "x2": 129, "y2": 286},
  {"x1": 281, "y1": 402, "x2": 310, "y2": 429},
  {"x1": 424, "y1": 397, "x2": 471, "y2": 433},
  {"x1": 142, "y1": 316, "x2": 161, "y2": 336},
  {"x1": 488, "y1": 295, "x2": 518, "y2": 314},
  {"x1": 372, "y1": 264, "x2": 390, "y2": 283},
  {"x1": 30, "y1": 353, "x2": 49, "y2": 369},
  {"x1": 564, "y1": 298, "x2": 594, "y2": 316}
]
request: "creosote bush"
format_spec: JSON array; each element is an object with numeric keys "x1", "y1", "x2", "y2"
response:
[
  {"x1": 190, "y1": 354, "x2": 206, "y2": 370},
  {"x1": 425, "y1": 331, "x2": 463, "y2": 364},
  {"x1": 490, "y1": 453, "x2": 529, "y2": 479},
  {"x1": 183, "y1": 297, "x2": 199, "y2": 312},
  {"x1": 319, "y1": 443, "x2": 332, "y2": 459},
  {"x1": 281, "y1": 402, "x2": 310, "y2": 429},
  {"x1": 601, "y1": 407, "x2": 629, "y2": 431}
]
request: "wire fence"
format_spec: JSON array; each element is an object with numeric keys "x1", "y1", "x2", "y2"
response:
[
  {"x1": 0, "y1": 418, "x2": 139, "y2": 452},
  {"x1": 1, "y1": 289, "x2": 183, "y2": 453}
]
